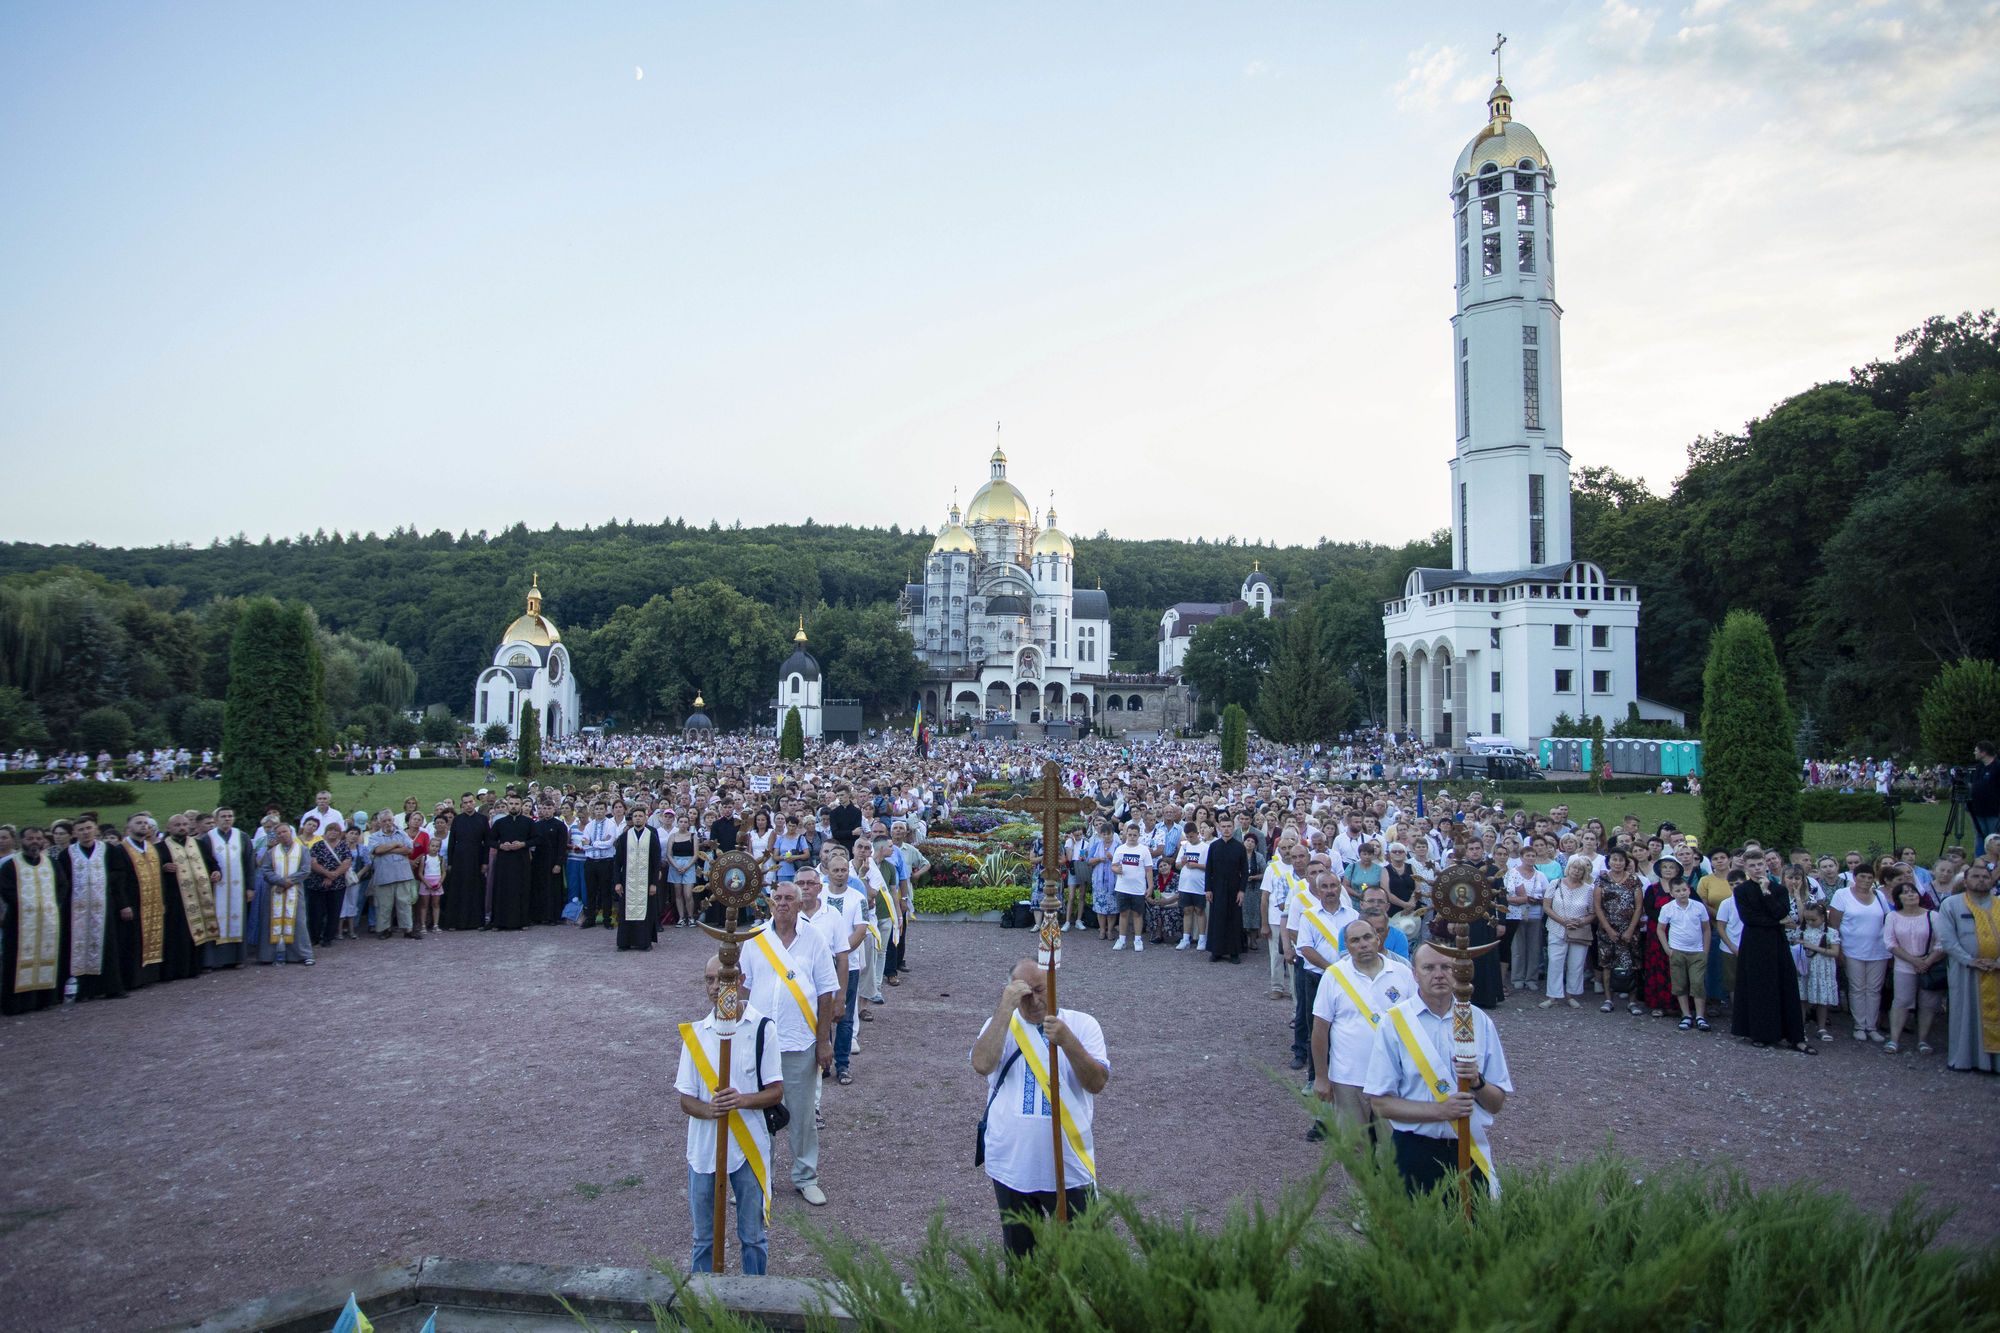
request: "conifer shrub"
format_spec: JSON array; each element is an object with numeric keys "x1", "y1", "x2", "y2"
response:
[
  {"x1": 664, "y1": 1124, "x2": 2000, "y2": 1333},
  {"x1": 1701, "y1": 610, "x2": 1802, "y2": 850}
]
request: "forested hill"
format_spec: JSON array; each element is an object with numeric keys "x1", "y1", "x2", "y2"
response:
[
  {"x1": 0, "y1": 517, "x2": 1440, "y2": 718},
  {"x1": 5, "y1": 310, "x2": 1994, "y2": 753}
]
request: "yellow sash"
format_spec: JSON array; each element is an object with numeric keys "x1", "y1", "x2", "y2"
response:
[
  {"x1": 1301, "y1": 903, "x2": 1347, "y2": 963},
  {"x1": 1006, "y1": 1010, "x2": 1097, "y2": 1180},
  {"x1": 11, "y1": 855, "x2": 59, "y2": 993},
  {"x1": 1968, "y1": 897, "x2": 2000, "y2": 1052},
  {"x1": 1386, "y1": 1006, "x2": 1497, "y2": 1184},
  {"x1": 678, "y1": 1022, "x2": 771, "y2": 1221},
  {"x1": 751, "y1": 928, "x2": 819, "y2": 1032},
  {"x1": 877, "y1": 885, "x2": 902, "y2": 945},
  {"x1": 1326, "y1": 961, "x2": 1382, "y2": 1027}
]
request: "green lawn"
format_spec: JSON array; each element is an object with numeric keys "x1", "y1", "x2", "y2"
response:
[
  {"x1": 1514, "y1": 791, "x2": 1963, "y2": 860},
  {"x1": 0, "y1": 766, "x2": 508, "y2": 834},
  {"x1": 6, "y1": 772, "x2": 1966, "y2": 865}
]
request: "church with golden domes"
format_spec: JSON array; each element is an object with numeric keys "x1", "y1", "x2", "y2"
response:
[
  {"x1": 901, "y1": 442, "x2": 1116, "y2": 732},
  {"x1": 475, "y1": 574, "x2": 580, "y2": 740}
]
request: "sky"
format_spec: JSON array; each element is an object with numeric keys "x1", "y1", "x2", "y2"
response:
[{"x1": 3, "y1": 1, "x2": 1996, "y2": 550}]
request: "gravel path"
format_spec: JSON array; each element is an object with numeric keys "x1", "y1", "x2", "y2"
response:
[{"x1": 3, "y1": 922, "x2": 1994, "y2": 1331}]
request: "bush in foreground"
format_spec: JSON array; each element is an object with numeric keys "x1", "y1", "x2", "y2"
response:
[{"x1": 667, "y1": 1127, "x2": 2000, "y2": 1333}]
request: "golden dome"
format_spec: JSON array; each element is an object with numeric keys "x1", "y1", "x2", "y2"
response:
[
  {"x1": 966, "y1": 478, "x2": 1033, "y2": 525},
  {"x1": 502, "y1": 573, "x2": 561, "y2": 646},
  {"x1": 932, "y1": 522, "x2": 976, "y2": 554},
  {"x1": 1032, "y1": 507, "x2": 1073, "y2": 557},
  {"x1": 1455, "y1": 81, "x2": 1548, "y2": 183}
]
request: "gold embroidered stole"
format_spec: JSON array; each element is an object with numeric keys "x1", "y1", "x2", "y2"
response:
[
  {"x1": 67, "y1": 845, "x2": 108, "y2": 976},
  {"x1": 12, "y1": 856, "x2": 59, "y2": 993},
  {"x1": 129, "y1": 842, "x2": 165, "y2": 966},
  {"x1": 166, "y1": 838, "x2": 220, "y2": 947},
  {"x1": 207, "y1": 831, "x2": 245, "y2": 943},
  {"x1": 269, "y1": 843, "x2": 303, "y2": 945},
  {"x1": 1968, "y1": 897, "x2": 2000, "y2": 1052},
  {"x1": 623, "y1": 828, "x2": 653, "y2": 920}
]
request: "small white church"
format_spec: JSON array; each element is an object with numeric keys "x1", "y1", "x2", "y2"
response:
[
  {"x1": 775, "y1": 618, "x2": 823, "y2": 739},
  {"x1": 474, "y1": 574, "x2": 580, "y2": 740},
  {"x1": 1382, "y1": 70, "x2": 1682, "y2": 749}
]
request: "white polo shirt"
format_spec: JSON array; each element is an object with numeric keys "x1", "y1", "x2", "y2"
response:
[
  {"x1": 675, "y1": 1006, "x2": 784, "y2": 1174},
  {"x1": 1293, "y1": 896, "x2": 1358, "y2": 976},
  {"x1": 1313, "y1": 953, "x2": 1418, "y2": 1085},
  {"x1": 1363, "y1": 995, "x2": 1512, "y2": 1197},
  {"x1": 739, "y1": 924, "x2": 837, "y2": 1054},
  {"x1": 973, "y1": 1007, "x2": 1109, "y2": 1193}
]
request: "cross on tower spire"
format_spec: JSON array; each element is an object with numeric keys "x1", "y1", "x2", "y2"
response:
[{"x1": 1492, "y1": 31, "x2": 1506, "y2": 81}]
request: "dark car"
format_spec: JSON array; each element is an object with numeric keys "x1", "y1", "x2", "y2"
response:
[{"x1": 1453, "y1": 751, "x2": 1542, "y2": 781}]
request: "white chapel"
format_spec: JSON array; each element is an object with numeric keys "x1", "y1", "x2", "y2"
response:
[
  {"x1": 1382, "y1": 70, "x2": 1681, "y2": 749},
  {"x1": 474, "y1": 574, "x2": 580, "y2": 741}
]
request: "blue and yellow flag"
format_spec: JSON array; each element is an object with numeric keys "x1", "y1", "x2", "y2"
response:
[
  {"x1": 911, "y1": 703, "x2": 924, "y2": 740},
  {"x1": 330, "y1": 1294, "x2": 373, "y2": 1333}
]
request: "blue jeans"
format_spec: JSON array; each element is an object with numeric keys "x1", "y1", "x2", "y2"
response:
[
  {"x1": 688, "y1": 1161, "x2": 767, "y2": 1276},
  {"x1": 1292, "y1": 961, "x2": 1318, "y2": 1075},
  {"x1": 833, "y1": 967, "x2": 861, "y2": 1072}
]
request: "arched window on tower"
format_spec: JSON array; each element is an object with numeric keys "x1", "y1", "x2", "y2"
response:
[{"x1": 1478, "y1": 163, "x2": 1501, "y2": 196}]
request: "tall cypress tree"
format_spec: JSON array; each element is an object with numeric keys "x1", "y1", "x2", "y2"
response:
[
  {"x1": 1257, "y1": 612, "x2": 1354, "y2": 746},
  {"x1": 780, "y1": 706, "x2": 805, "y2": 760},
  {"x1": 221, "y1": 598, "x2": 325, "y2": 818},
  {"x1": 516, "y1": 701, "x2": 542, "y2": 777},
  {"x1": 1220, "y1": 703, "x2": 1248, "y2": 773},
  {"x1": 1700, "y1": 610, "x2": 1801, "y2": 850}
]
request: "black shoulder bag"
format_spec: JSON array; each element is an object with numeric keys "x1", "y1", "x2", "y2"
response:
[
  {"x1": 1919, "y1": 916, "x2": 1950, "y2": 992},
  {"x1": 974, "y1": 1049, "x2": 1024, "y2": 1166},
  {"x1": 753, "y1": 1018, "x2": 791, "y2": 1133}
]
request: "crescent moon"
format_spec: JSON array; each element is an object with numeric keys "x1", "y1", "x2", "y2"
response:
[{"x1": 635, "y1": 66, "x2": 644, "y2": 81}]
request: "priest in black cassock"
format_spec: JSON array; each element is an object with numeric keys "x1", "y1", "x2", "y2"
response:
[
  {"x1": 1, "y1": 826, "x2": 68, "y2": 1016},
  {"x1": 530, "y1": 798, "x2": 571, "y2": 926},
  {"x1": 1205, "y1": 820, "x2": 1249, "y2": 963},
  {"x1": 487, "y1": 795, "x2": 535, "y2": 931},
  {"x1": 611, "y1": 808, "x2": 663, "y2": 952},
  {"x1": 441, "y1": 793, "x2": 489, "y2": 931}
]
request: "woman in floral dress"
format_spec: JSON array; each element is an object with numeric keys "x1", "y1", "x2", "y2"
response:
[{"x1": 1594, "y1": 856, "x2": 1644, "y2": 1015}]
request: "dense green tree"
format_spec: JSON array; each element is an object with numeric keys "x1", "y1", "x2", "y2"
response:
[
  {"x1": 0, "y1": 686, "x2": 51, "y2": 749},
  {"x1": 1257, "y1": 610, "x2": 1355, "y2": 746},
  {"x1": 1180, "y1": 613, "x2": 1276, "y2": 714},
  {"x1": 481, "y1": 722, "x2": 510, "y2": 746},
  {"x1": 1917, "y1": 659, "x2": 2000, "y2": 767},
  {"x1": 516, "y1": 702, "x2": 541, "y2": 777},
  {"x1": 421, "y1": 705, "x2": 462, "y2": 745},
  {"x1": 220, "y1": 599, "x2": 327, "y2": 819},
  {"x1": 175, "y1": 698, "x2": 227, "y2": 750},
  {"x1": 1589, "y1": 713, "x2": 1607, "y2": 792},
  {"x1": 1700, "y1": 611, "x2": 1801, "y2": 851},
  {"x1": 1220, "y1": 703, "x2": 1248, "y2": 773},
  {"x1": 75, "y1": 705, "x2": 133, "y2": 755},
  {"x1": 780, "y1": 706, "x2": 805, "y2": 760}
]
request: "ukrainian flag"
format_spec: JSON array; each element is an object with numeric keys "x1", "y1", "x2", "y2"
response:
[
  {"x1": 330, "y1": 1294, "x2": 373, "y2": 1333},
  {"x1": 911, "y1": 702, "x2": 923, "y2": 740}
]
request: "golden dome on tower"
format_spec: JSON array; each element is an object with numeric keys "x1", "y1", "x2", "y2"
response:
[
  {"x1": 502, "y1": 573, "x2": 562, "y2": 646},
  {"x1": 1032, "y1": 506, "x2": 1073, "y2": 557}
]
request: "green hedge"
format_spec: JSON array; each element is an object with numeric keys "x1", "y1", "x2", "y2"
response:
[
  {"x1": 912, "y1": 886, "x2": 1023, "y2": 915},
  {"x1": 1488, "y1": 777, "x2": 1666, "y2": 796},
  {"x1": 1799, "y1": 790, "x2": 1894, "y2": 823},
  {"x1": 41, "y1": 779, "x2": 136, "y2": 808},
  {"x1": 673, "y1": 1133, "x2": 2000, "y2": 1333}
]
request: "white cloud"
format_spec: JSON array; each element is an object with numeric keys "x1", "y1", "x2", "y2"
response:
[
  {"x1": 1243, "y1": 58, "x2": 1273, "y2": 79},
  {"x1": 1395, "y1": 43, "x2": 1464, "y2": 111}
]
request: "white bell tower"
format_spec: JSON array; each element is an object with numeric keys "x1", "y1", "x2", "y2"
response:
[{"x1": 1448, "y1": 64, "x2": 1570, "y2": 574}]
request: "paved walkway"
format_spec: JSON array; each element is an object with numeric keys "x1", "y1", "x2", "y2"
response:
[{"x1": 3, "y1": 923, "x2": 1994, "y2": 1330}]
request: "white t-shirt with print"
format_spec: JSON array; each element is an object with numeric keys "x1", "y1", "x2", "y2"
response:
[{"x1": 974, "y1": 1007, "x2": 1109, "y2": 1193}]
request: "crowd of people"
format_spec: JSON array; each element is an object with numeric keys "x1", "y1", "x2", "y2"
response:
[{"x1": 3, "y1": 728, "x2": 1998, "y2": 1273}]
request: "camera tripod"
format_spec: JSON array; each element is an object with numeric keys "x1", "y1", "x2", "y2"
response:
[{"x1": 1938, "y1": 787, "x2": 1969, "y2": 861}]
